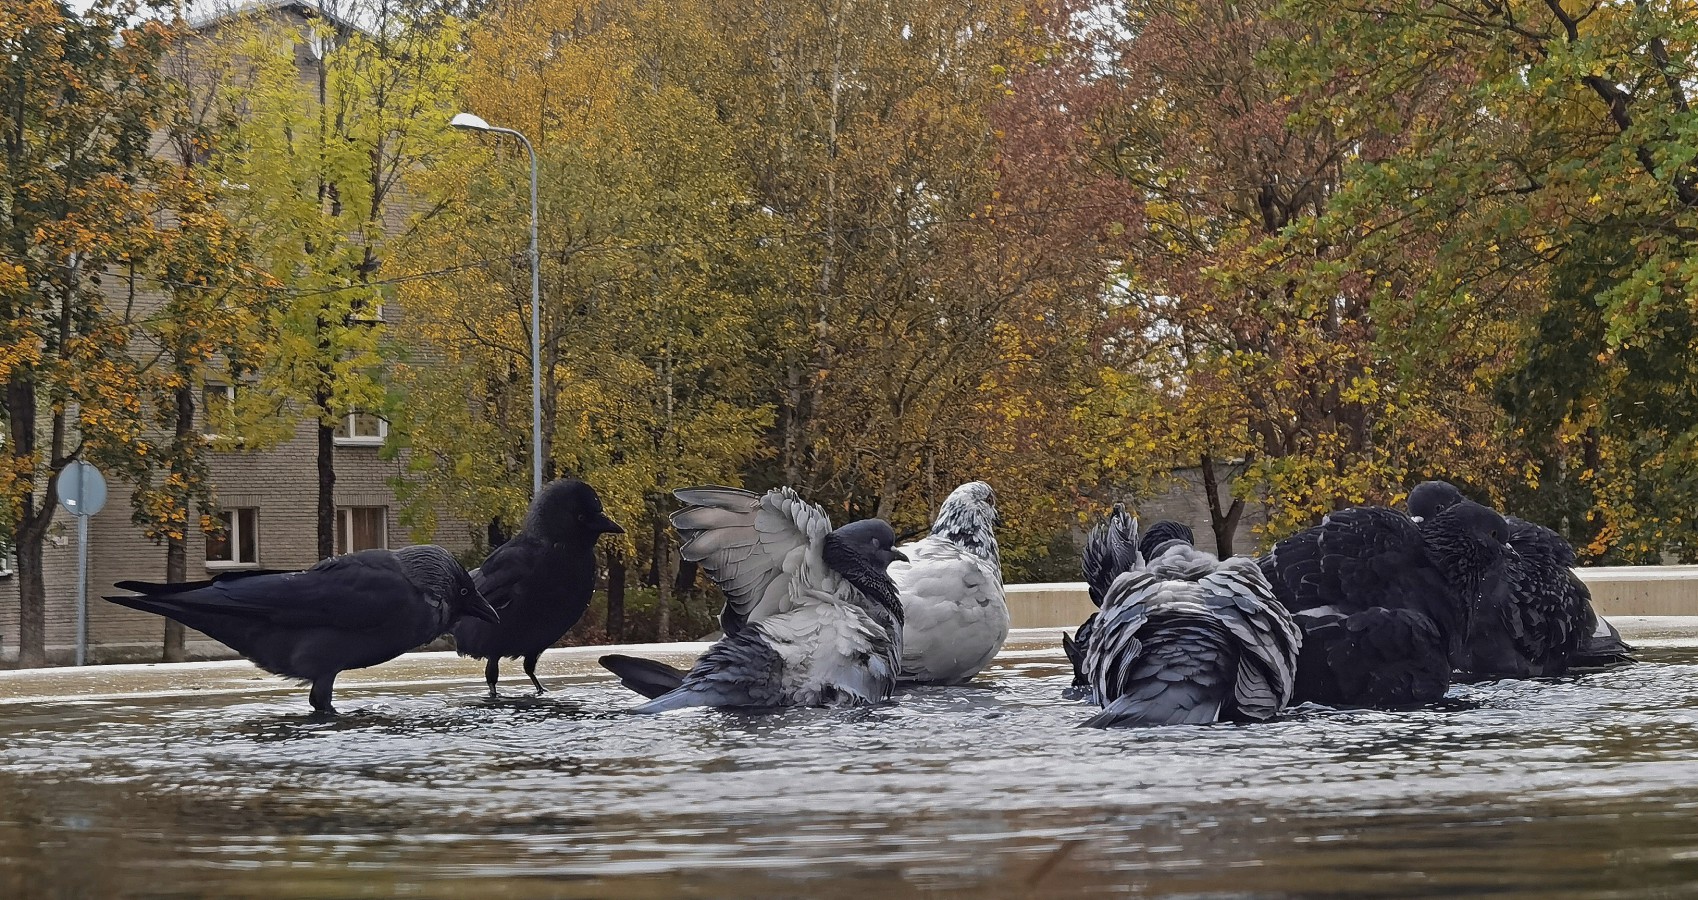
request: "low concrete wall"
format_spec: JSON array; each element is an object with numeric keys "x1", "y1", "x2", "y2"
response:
[{"x1": 1008, "y1": 566, "x2": 1698, "y2": 629}]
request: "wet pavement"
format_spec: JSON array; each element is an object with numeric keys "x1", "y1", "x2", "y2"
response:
[{"x1": 4, "y1": 621, "x2": 1698, "y2": 898}]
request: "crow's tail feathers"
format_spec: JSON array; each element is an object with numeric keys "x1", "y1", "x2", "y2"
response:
[{"x1": 599, "y1": 654, "x2": 688, "y2": 699}]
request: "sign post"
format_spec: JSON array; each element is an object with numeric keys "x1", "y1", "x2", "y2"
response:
[{"x1": 56, "y1": 460, "x2": 107, "y2": 666}]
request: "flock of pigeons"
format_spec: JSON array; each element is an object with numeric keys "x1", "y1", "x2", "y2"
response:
[{"x1": 104, "y1": 475, "x2": 1634, "y2": 724}]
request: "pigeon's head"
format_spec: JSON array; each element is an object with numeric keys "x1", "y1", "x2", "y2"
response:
[
  {"x1": 1421, "y1": 499, "x2": 1514, "y2": 632},
  {"x1": 1137, "y1": 520, "x2": 1195, "y2": 560},
  {"x1": 830, "y1": 518, "x2": 909, "y2": 569},
  {"x1": 1407, "y1": 480, "x2": 1466, "y2": 524},
  {"x1": 527, "y1": 478, "x2": 625, "y2": 545},
  {"x1": 929, "y1": 480, "x2": 1001, "y2": 565}
]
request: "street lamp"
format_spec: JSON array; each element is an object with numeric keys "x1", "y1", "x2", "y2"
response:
[{"x1": 451, "y1": 111, "x2": 544, "y2": 499}]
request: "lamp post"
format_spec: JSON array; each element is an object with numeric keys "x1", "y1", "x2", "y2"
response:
[{"x1": 451, "y1": 112, "x2": 544, "y2": 499}]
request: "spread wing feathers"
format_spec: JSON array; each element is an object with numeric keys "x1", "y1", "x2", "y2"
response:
[
  {"x1": 1081, "y1": 574, "x2": 1234, "y2": 727},
  {"x1": 1293, "y1": 606, "x2": 1451, "y2": 707},
  {"x1": 671, "y1": 486, "x2": 833, "y2": 635},
  {"x1": 892, "y1": 536, "x2": 1008, "y2": 683},
  {"x1": 1081, "y1": 504, "x2": 1141, "y2": 607},
  {"x1": 109, "y1": 555, "x2": 404, "y2": 631},
  {"x1": 1260, "y1": 506, "x2": 1427, "y2": 615},
  {"x1": 1506, "y1": 516, "x2": 1633, "y2": 669},
  {"x1": 598, "y1": 654, "x2": 688, "y2": 699},
  {"x1": 631, "y1": 631, "x2": 789, "y2": 712},
  {"x1": 1194, "y1": 558, "x2": 1302, "y2": 721},
  {"x1": 1062, "y1": 613, "x2": 1097, "y2": 700}
]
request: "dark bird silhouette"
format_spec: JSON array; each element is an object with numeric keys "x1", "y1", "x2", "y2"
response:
[
  {"x1": 106, "y1": 545, "x2": 496, "y2": 714},
  {"x1": 1080, "y1": 538, "x2": 1302, "y2": 727},
  {"x1": 1063, "y1": 503, "x2": 1142, "y2": 698},
  {"x1": 1138, "y1": 520, "x2": 1196, "y2": 561},
  {"x1": 452, "y1": 478, "x2": 624, "y2": 697},
  {"x1": 1259, "y1": 500, "x2": 1511, "y2": 708},
  {"x1": 600, "y1": 486, "x2": 907, "y2": 712},
  {"x1": 1407, "y1": 480, "x2": 1633, "y2": 675}
]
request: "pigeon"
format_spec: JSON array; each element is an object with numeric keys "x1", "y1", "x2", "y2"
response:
[
  {"x1": 1259, "y1": 499, "x2": 1512, "y2": 708},
  {"x1": 451, "y1": 478, "x2": 625, "y2": 697},
  {"x1": 892, "y1": 481, "x2": 1008, "y2": 685},
  {"x1": 106, "y1": 545, "x2": 497, "y2": 713},
  {"x1": 1062, "y1": 504, "x2": 1143, "y2": 699},
  {"x1": 1138, "y1": 520, "x2": 1196, "y2": 561},
  {"x1": 1080, "y1": 536, "x2": 1302, "y2": 727},
  {"x1": 1407, "y1": 480, "x2": 1633, "y2": 674},
  {"x1": 599, "y1": 486, "x2": 908, "y2": 712}
]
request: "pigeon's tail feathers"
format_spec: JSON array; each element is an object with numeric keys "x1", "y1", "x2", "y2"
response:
[
  {"x1": 1082, "y1": 504, "x2": 1141, "y2": 606},
  {"x1": 1571, "y1": 614, "x2": 1635, "y2": 668},
  {"x1": 599, "y1": 654, "x2": 688, "y2": 699},
  {"x1": 1079, "y1": 687, "x2": 1225, "y2": 728},
  {"x1": 631, "y1": 690, "x2": 706, "y2": 713}
]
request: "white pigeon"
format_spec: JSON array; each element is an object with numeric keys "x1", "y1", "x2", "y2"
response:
[
  {"x1": 600, "y1": 486, "x2": 909, "y2": 711},
  {"x1": 1081, "y1": 536, "x2": 1302, "y2": 728},
  {"x1": 893, "y1": 481, "x2": 1009, "y2": 685}
]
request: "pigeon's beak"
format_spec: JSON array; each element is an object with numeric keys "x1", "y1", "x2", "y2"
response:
[
  {"x1": 594, "y1": 514, "x2": 625, "y2": 536},
  {"x1": 464, "y1": 590, "x2": 501, "y2": 624},
  {"x1": 889, "y1": 548, "x2": 910, "y2": 563}
]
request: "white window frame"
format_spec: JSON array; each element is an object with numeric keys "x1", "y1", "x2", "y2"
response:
[
  {"x1": 333, "y1": 411, "x2": 388, "y2": 446},
  {"x1": 336, "y1": 506, "x2": 388, "y2": 555},
  {"x1": 206, "y1": 508, "x2": 259, "y2": 569},
  {"x1": 0, "y1": 540, "x2": 13, "y2": 578}
]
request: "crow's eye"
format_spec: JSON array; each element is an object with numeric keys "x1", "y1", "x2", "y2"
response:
[{"x1": 460, "y1": 587, "x2": 469, "y2": 596}]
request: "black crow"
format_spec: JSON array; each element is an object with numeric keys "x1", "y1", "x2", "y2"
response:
[
  {"x1": 106, "y1": 545, "x2": 496, "y2": 713},
  {"x1": 1080, "y1": 539, "x2": 1301, "y2": 727},
  {"x1": 600, "y1": 486, "x2": 907, "y2": 712},
  {"x1": 1407, "y1": 479, "x2": 1633, "y2": 675},
  {"x1": 1259, "y1": 500, "x2": 1511, "y2": 708},
  {"x1": 451, "y1": 478, "x2": 624, "y2": 697}
]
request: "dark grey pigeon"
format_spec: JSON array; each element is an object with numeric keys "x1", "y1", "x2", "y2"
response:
[
  {"x1": 1407, "y1": 479, "x2": 1633, "y2": 675},
  {"x1": 452, "y1": 478, "x2": 624, "y2": 697},
  {"x1": 599, "y1": 486, "x2": 907, "y2": 712},
  {"x1": 1063, "y1": 503, "x2": 1141, "y2": 699},
  {"x1": 1138, "y1": 520, "x2": 1196, "y2": 561},
  {"x1": 106, "y1": 545, "x2": 496, "y2": 714},
  {"x1": 1259, "y1": 500, "x2": 1511, "y2": 708},
  {"x1": 1081, "y1": 540, "x2": 1301, "y2": 727}
]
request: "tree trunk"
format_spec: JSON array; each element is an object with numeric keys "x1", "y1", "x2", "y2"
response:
[
  {"x1": 606, "y1": 550, "x2": 626, "y2": 640},
  {"x1": 653, "y1": 513, "x2": 671, "y2": 642},
  {"x1": 1200, "y1": 452, "x2": 1245, "y2": 558},
  {"x1": 163, "y1": 537, "x2": 187, "y2": 662},
  {"x1": 316, "y1": 392, "x2": 336, "y2": 560},
  {"x1": 15, "y1": 531, "x2": 46, "y2": 668}
]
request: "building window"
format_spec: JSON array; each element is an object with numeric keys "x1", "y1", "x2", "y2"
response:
[
  {"x1": 206, "y1": 508, "x2": 259, "y2": 567},
  {"x1": 333, "y1": 411, "x2": 387, "y2": 445},
  {"x1": 0, "y1": 539, "x2": 13, "y2": 578},
  {"x1": 202, "y1": 383, "x2": 235, "y2": 438},
  {"x1": 336, "y1": 507, "x2": 387, "y2": 555}
]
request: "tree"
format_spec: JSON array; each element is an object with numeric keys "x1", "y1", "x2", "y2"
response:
[
  {"x1": 2, "y1": 0, "x2": 180, "y2": 666},
  {"x1": 213, "y1": 1, "x2": 462, "y2": 559}
]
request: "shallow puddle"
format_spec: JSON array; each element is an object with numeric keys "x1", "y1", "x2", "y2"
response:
[{"x1": 3, "y1": 636, "x2": 1697, "y2": 897}]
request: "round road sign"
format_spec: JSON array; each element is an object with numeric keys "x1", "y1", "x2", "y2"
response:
[{"x1": 56, "y1": 460, "x2": 107, "y2": 517}]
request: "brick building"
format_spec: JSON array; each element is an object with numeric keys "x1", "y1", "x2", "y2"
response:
[{"x1": 0, "y1": 0, "x2": 478, "y2": 665}]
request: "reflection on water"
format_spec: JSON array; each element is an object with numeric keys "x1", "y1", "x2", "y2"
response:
[{"x1": 5, "y1": 645, "x2": 1698, "y2": 898}]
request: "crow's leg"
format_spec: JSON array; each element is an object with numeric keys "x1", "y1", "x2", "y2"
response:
[
  {"x1": 485, "y1": 657, "x2": 501, "y2": 699},
  {"x1": 524, "y1": 654, "x2": 547, "y2": 695},
  {"x1": 309, "y1": 675, "x2": 338, "y2": 715}
]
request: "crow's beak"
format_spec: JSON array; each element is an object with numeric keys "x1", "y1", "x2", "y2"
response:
[
  {"x1": 595, "y1": 514, "x2": 625, "y2": 536},
  {"x1": 464, "y1": 590, "x2": 501, "y2": 624},
  {"x1": 890, "y1": 549, "x2": 909, "y2": 563}
]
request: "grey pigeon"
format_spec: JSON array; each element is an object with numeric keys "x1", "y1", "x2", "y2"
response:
[
  {"x1": 452, "y1": 478, "x2": 624, "y2": 697},
  {"x1": 1407, "y1": 480, "x2": 1632, "y2": 674},
  {"x1": 1259, "y1": 499, "x2": 1511, "y2": 708},
  {"x1": 106, "y1": 545, "x2": 497, "y2": 714},
  {"x1": 1062, "y1": 503, "x2": 1141, "y2": 698},
  {"x1": 893, "y1": 481, "x2": 1008, "y2": 685},
  {"x1": 1080, "y1": 536, "x2": 1301, "y2": 727},
  {"x1": 599, "y1": 486, "x2": 907, "y2": 712}
]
